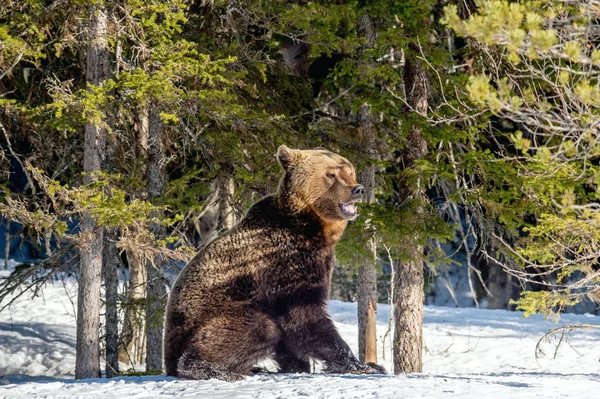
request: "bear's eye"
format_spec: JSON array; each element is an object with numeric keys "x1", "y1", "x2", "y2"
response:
[{"x1": 326, "y1": 172, "x2": 336, "y2": 179}]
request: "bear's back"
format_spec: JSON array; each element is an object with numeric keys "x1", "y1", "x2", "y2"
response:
[
  {"x1": 167, "y1": 194, "x2": 334, "y2": 315},
  {"x1": 169, "y1": 196, "x2": 302, "y2": 307}
]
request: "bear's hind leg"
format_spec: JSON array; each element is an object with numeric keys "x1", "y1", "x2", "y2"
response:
[
  {"x1": 176, "y1": 311, "x2": 280, "y2": 381},
  {"x1": 177, "y1": 348, "x2": 245, "y2": 382}
]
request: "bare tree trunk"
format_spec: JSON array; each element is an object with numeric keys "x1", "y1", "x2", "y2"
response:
[
  {"x1": 119, "y1": 105, "x2": 151, "y2": 368},
  {"x1": 394, "y1": 244, "x2": 424, "y2": 372},
  {"x1": 4, "y1": 219, "x2": 9, "y2": 269},
  {"x1": 197, "y1": 183, "x2": 220, "y2": 246},
  {"x1": 357, "y1": 103, "x2": 378, "y2": 364},
  {"x1": 76, "y1": 3, "x2": 109, "y2": 380},
  {"x1": 393, "y1": 49, "x2": 429, "y2": 374},
  {"x1": 103, "y1": 229, "x2": 120, "y2": 378},
  {"x1": 120, "y1": 250, "x2": 147, "y2": 366},
  {"x1": 220, "y1": 177, "x2": 236, "y2": 230},
  {"x1": 355, "y1": 14, "x2": 379, "y2": 365},
  {"x1": 357, "y1": 220, "x2": 378, "y2": 364},
  {"x1": 145, "y1": 109, "x2": 167, "y2": 373},
  {"x1": 103, "y1": 60, "x2": 119, "y2": 378}
]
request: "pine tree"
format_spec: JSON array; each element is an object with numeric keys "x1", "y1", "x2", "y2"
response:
[
  {"x1": 5, "y1": 0, "x2": 585, "y2": 382},
  {"x1": 442, "y1": 0, "x2": 600, "y2": 317},
  {"x1": 357, "y1": 101, "x2": 378, "y2": 364},
  {"x1": 76, "y1": 2, "x2": 110, "y2": 379},
  {"x1": 145, "y1": 108, "x2": 167, "y2": 373}
]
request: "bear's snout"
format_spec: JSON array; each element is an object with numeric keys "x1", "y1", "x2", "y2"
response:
[{"x1": 350, "y1": 184, "x2": 365, "y2": 199}]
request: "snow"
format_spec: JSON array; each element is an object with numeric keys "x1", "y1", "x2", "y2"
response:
[
  {"x1": 0, "y1": 276, "x2": 77, "y2": 380},
  {"x1": 0, "y1": 260, "x2": 25, "y2": 278},
  {"x1": 1, "y1": 262, "x2": 600, "y2": 398}
]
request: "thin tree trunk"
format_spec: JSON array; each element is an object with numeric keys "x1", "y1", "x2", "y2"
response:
[
  {"x1": 119, "y1": 105, "x2": 150, "y2": 368},
  {"x1": 356, "y1": 14, "x2": 379, "y2": 365},
  {"x1": 393, "y1": 48, "x2": 429, "y2": 374},
  {"x1": 220, "y1": 177, "x2": 236, "y2": 230},
  {"x1": 120, "y1": 250, "x2": 147, "y2": 366},
  {"x1": 358, "y1": 225, "x2": 378, "y2": 364},
  {"x1": 103, "y1": 229, "x2": 120, "y2": 378},
  {"x1": 394, "y1": 244, "x2": 424, "y2": 372},
  {"x1": 4, "y1": 219, "x2": 9, "y2": 269},
  {"x1": 357, "y1": 103, "x2": 378, "y2": 364},
  {"x1": 197, "y1": 183, "x2": 220, "y2": 246},
  {"x1": 103, "y1": 60, "x2": 119, "y2": 378},
  {"x1": 145, "y1": 108, "x2": 167, "y2": 373},
  {"x1": 76, "y1": 3, "x2": 109, "y2": 380}
]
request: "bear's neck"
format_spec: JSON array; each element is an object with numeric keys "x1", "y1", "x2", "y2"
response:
[
  {"x1": 320, "y1": 219, "x2": 347, "y2": 245},
  {"x1": 275, "y1": 191, "x2": 347, "y2": 247}
]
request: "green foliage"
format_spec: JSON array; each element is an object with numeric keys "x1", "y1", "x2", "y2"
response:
[
  {"x1": 6, "y1": 0, "x2": 598, "y2": 325},
  {"x1": 512, "y1": 290, "x2": 579, "y2": 319},
  {"x1": 443, "y1": 0, "x2": 600, "y2": 317}
]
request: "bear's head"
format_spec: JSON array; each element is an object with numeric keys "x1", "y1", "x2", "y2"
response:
[{"x1": 276, "y1": 145, "x2": 365, "y2": 223}]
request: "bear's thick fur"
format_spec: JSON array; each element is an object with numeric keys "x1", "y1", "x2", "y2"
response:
[{"x1": 164, "y1": 145, "x2": 385, "y2": 381}]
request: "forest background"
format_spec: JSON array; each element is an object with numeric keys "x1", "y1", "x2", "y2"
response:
[{"x1": 1, "y1": 0, "x2": 599, "y2": 379}]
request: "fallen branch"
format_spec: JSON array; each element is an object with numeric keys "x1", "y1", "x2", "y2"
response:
[{"x1": 535, "y1": 324, "x2": 600, "y2": 362}]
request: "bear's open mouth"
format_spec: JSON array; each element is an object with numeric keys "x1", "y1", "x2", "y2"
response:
[{"x1": 339, "y1": 201, "x2": 358, "y2": 218}]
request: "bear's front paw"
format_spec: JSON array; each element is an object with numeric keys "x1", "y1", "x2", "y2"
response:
[
  {"x1": 325, "y1": 359, "x2": 386, "y2": 375},
  {"x1": 361, "y1": 362, "x2": 387, "y2": 374}
]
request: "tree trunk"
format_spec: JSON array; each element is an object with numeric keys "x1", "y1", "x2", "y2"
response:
[
  {"x1": 197, "y1": 183, "x2": 220, "y2": 246},
  {"x1": 102, "y1": 57, "x2": 119, "y2": 378},
  {"x1": 393, "y1": 48, "x2": 429, "y2": 374},
  {"x1": 220, "y1": 177, "x2": 236, "y2": 230},
  {"x1": 394, "y1": 244, "x2": 424, "y2": 372},
  {"x1": 358, "y1": 237, "x2": 378, "y2": 364},
  {"x1": 145, "y1": 108, "x2": 167, "y2": 373},
  {"x1": 103, "y1": 229, "x2": 120, "y2": 378},
  {"x1": 119, "y1": 105, "x2": 151, "y2": 368},
  {"x1": 75, "y1": 4, "x2": 109, "y2": 380},
  {"x1": 357, "y1": 103, "x2": 378, "y2": 364},
  {"x1": 120, "y1": 250, "x2": 147, "y2": 366},
  {"x1": 4, "y1": 218, "x2": 9, "y2": 269}
]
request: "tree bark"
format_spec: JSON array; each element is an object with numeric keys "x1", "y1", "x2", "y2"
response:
[
  {"x1": 103, "y1": 229, "x2": 120, "y2": 378},
  {"x1": 4, "y1": 218, "x2": 9, "y2": 269},
  {"x1": 102, "y1": 56, "x2": 119, "y2": 378},
  {"x1": 120, "y1": 250, "x2": 147, "y2": 366},
  {"x1": 357, "y1": 103, "x2": 378, "y2": 364},
  {"x1": 393, "y1": 48, "x2": 429, "y2": 374},
  {"x1": 394, "y1": 243, "x2": 424, "y2": 372},
  {"x1": 357, "y1": 226, "x2": 378, "y2": 364},
  {"x1": 197, "y1": 183, "x2": 220, "y2": 246},
  {"x1": 220, "y1": 177, "x2": 236, "y2": 230},
  {"x1": 355, "y1": 14, "x2": 379, "y2": 365},
  {"x1": 145, "y1": 108, "x2": 167, "y2": 373},
  {"x1": 75, "y1": 3, "x2": 109, "y2": 380},
  {"x1": 119, "y1": 104, "x2": 153, "y2": 368}
]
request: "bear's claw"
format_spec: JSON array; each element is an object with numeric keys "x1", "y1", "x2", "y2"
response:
[
  {"x1": 325, "y1": 359, "x2": 387, "y2": 375},
  {"x1": 362, "y1": 362, "x2": 387, "y2": 374}
]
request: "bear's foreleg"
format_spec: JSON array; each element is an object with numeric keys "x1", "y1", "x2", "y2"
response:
[
  {"x1": 279, "y1": 304, "x2": 385, "y2": 375},
  {"x1": 273, "y1": 341, "x2": 311, "y2": 373}
]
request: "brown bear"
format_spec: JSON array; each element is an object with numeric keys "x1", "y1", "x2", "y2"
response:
[{"x1": 164, "y1": 145, "x2": 385, "y2": 381}]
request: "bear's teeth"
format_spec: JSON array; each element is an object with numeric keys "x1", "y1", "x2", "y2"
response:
[{"x1": 343, "y1": 203, "x2": 357, "y2": 214}]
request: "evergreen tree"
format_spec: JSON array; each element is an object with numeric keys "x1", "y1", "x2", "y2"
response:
[
  {"x1": 442, "y1": 0, "x2": 600, "y2": 317},
  {"x1": 76, "y1": 2, "x2": 110, "y2": 380},
  {"x1": 3, "y1": 0, "x2": 598, "y2": 381}
]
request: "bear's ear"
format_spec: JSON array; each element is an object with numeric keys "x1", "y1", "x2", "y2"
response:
[{"x1": 277, "y1": 145, "x2": 297, "y2": 170}]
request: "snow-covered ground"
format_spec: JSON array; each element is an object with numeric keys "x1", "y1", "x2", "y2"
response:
[{"x1": 1, "y1": 266, "x2": 600, "y2": 398}]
